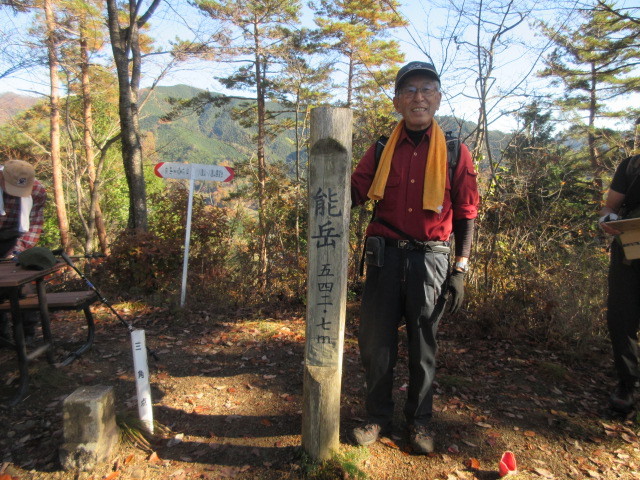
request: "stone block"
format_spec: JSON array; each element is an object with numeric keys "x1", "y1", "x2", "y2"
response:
[{"x1": 59, "y1": 385, "x2": 119, "y2": 471}]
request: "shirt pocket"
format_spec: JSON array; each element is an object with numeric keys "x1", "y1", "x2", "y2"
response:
[
  {"x1": 466, "y1": 167, "x2": 478, "y2": 178},
  {"x1": 380, "y1": 176, "x2": 401, "y2": 211}
]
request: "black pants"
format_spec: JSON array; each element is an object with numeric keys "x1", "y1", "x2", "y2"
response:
[
  {"x1": 608, "y1": 241, "x2": 640, "y2": 387},
  {"x1": 358, "y1": 245, "x2": 449, "y2": 428}
]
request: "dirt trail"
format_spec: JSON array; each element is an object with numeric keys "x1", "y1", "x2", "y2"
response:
[{"x1": 1, "y1": 304, "x2": 639, "y2": 479}]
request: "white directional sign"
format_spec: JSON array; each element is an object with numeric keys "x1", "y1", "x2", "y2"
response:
[
  {"x1": 154, "y1": 162, "x2": 234, "y2": 182},
  {"x1": 153, "y1": 161, "x2": 235, "y2": 306}
]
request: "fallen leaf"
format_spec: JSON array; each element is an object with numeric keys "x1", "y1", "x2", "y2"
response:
[
  {"x1": 533, "y1": 467, "x2": 554, "y2": 478},
  {"x1": 524, "y1": 430, "x2": 536, "y2": 437},
  {"x1": 621, "y1": 433, "x2": 636, "y2": 443},
  {"x1": 448, "y1": 444, "x2": 460, "y2": 454},
  {"x1": 379, "y1": 437, "x2": 399, "y2": 449},
  {"x1": 123, "y1": 454, "x2": 135, "y2": 465},
  {"x1": 219, "y1": 465, "x2": 238, "y2": 477},
  {"x1": 167, "y1": 433, "x2": 184, "y2": 447},
  {"x1": 103, "y1": 472, "x2": 119, "y2": 480},
  {"x1": 260, "y1": 418, "x2": 272, "y2": 426},
  {"x1": 147, "y1": 451, "x2": 162, "y2": 465},
  {"x1": 475, "y1": 422, "x2": 492, "y2": 428},
  {"x1": 466, "y1": 457, "x2": 481, "y2": 469}
]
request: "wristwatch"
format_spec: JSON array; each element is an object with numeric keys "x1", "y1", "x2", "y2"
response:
[{"x1": 454, "y1": 261, "x2": 468, "y2": 273}]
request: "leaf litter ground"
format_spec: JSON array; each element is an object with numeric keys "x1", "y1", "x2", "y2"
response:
[{"x1": 1, "y1": 302, "x2": 640, "y2": 479}]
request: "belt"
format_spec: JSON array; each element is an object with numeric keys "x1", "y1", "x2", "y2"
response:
[{"x1": 385, "y1": 238, "x2": 450, "y2": 254}]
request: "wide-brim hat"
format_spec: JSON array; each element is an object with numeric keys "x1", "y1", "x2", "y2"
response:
[
  {"x1": 395, "y1": 61, "x2": 440, "y2": 91},
  {"x1": 3, "y1": 159, "x2": 35, "y2": 197}
]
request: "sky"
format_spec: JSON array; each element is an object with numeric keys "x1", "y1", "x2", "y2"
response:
[{"x1": 0, "y1": 0, "x2": 638, "y2": 134}]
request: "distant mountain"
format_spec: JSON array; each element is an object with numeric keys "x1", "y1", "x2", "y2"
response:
[
  {"x1": 0, "y1": 92, "x2": 40, "y2": 124},
  {"x1": 140, "y1": 85, "x2": 299, "y2": 167},
  {"x1": 1, "y1": 86, "x2": 510, "y2": 170}
]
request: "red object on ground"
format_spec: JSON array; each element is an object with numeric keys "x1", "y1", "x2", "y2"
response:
[{"x1": 499, "y1": 451, "x2": 517, "y2": 477}]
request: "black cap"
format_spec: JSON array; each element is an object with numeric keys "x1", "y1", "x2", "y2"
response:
[{"x1": 395, "y1": 61, "x2": 440, "y2": 91}]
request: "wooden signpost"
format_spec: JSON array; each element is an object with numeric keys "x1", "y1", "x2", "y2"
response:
[{"x1": 302, "y1": 107, "x2": 352, "y2": 460}]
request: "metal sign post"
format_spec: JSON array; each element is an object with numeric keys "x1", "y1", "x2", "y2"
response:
[{"x1": 154, "y1": 162, "x2": 235, "y2": 306}]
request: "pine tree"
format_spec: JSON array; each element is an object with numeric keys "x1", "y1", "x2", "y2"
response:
[
  {"x1": 310, "y1": 0, "x2": 406, "y2": 106},
  {"x1": 194, "y1": 0, "x2": 303, "y2": 289},
  {"x1": 539, "y1": 3, "x2": 640, "y2": 197}
]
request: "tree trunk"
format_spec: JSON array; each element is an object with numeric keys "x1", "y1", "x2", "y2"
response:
[
  {"x1": 589, "y1": 63, "x2": 602, "y2": 202},
  {"x1": 44, "y1": 0, "x2": 70, "y2": 250},
  {"x1": 105, "y1": 0, "x2": 156, "y2": 232},
  {"x1": 254, "y1": 33, "x2": 268, "y2": 289},
  {"x1": 80, "y1": 26, "x2": 110, "y2": 254}
]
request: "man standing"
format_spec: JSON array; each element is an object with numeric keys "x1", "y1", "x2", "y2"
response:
[
  {"x1": 0, "y1": 159, "x2": 47, "y2": 341},
  {"x1": 599, "y1": 153, "x2": 640, "y2": 413},
  {"x1": 350, "y1": 61, "x2": 479, "y2": 453}
]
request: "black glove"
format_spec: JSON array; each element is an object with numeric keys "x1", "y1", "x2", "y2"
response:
[{"x1": 448, "y1": 270, "x2": 465, "y2": 314}]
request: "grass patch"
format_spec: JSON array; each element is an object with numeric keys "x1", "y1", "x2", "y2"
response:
[
  {"x1": 301, "y1": 446, "x2": 370, "y2": 480},
  {"x1": 238, "y1": 319, "x2": 299, "y2": 341},
  {"x1": 117, "y1": 412, "x2": 173, "y2": 453}
]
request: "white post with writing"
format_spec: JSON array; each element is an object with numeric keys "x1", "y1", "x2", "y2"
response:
[
  {"x1": 130, "y1": 329, "x2": 153, "y2": 433},
  {"x1": 302, "y1": 107, "x2": 352, "y2": 460}
]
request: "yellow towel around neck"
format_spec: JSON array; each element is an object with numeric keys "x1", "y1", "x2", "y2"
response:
[{"x1": 367, "y1": 119, "x2": 447, "y2": 213}]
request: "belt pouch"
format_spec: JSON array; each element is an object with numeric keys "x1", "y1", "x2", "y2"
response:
[{"x1": 365, "y1": 236, "x2": 385, "y2": 268}]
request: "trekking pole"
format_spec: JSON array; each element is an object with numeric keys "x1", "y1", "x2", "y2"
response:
[{"x1": 52, "y1": 248, "x2": 159, "y2": 361}]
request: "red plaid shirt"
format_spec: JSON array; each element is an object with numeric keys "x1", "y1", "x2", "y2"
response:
[{"x1": 0, "y1": 179, "x2": 46, "y2": 254}]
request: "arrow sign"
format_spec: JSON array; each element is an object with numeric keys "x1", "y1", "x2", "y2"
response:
[
  {"x1": 154, "y1": 162, "x2": 234, "y2": 182},
  {"x1": 153, "y1": 161, "x2": 235, "y2": 307}
]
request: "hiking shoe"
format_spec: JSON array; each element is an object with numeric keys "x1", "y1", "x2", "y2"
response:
[
  {"x1": 409, "y1": 424, "x2": 434, "y2": 454},
  {"x1": 351, "y1": 422, "x2": 388, "y2": 446},
  {"x1": 610, "y1": 382, "x2": 634, "y2": 413}
]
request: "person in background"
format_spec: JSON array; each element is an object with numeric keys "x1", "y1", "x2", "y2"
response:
[
  {"x1": 599, "y1": 153, "x2": 640, "y2": 414},
  {"x1": 350, "y1": 61, "x2": 479, "y2": 453},
  {"x1": 0, "y1": 159, "x2": 47, "y2": 343}
]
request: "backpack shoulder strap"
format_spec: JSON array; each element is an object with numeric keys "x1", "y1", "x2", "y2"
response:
[
  {"x1": 374, "y1": 135, "x2": 388, "y2": 169},
  {"x1": 445, "y1": 130, "x2": 461, "y2": 184}
]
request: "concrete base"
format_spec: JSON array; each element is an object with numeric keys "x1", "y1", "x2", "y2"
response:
[{"x1": 59, "y1": 385, "x2": 119, "y2": 471}]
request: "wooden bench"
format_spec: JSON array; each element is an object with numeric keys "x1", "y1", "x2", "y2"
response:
[{"x1": 0, "y1": 291, "x2": 99, "y2": 366}]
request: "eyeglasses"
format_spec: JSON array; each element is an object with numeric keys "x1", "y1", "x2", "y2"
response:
[{"x1": 398, "y1": 86, "x2": 439, "y2": 98}]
